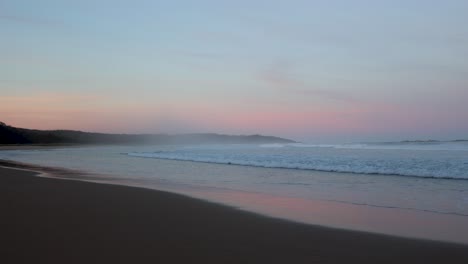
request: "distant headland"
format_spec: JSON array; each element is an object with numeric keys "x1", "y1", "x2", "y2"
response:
[
  {"x1": 398, "y1": 139, "x2": 468, "y2": 143},
  {"x1": 0, "y1": 122, "x2": 295, "y2": 145}
]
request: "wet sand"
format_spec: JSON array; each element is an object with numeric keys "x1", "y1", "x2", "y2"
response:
[{"x1": 2, "y1": 166, "x2": 468, "y2": 263}]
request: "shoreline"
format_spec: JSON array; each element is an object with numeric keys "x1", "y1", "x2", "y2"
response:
[
  {"x1": 2, "y1": 157, "x2": 468, "y2": 245},
  {"x1": 2, "y1": 165, "x2": 468, "y2": 263}
]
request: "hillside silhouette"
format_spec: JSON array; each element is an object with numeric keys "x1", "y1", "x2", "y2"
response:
[{"x1": 0, "y1": 122, "x2": 295, "y2": 145}]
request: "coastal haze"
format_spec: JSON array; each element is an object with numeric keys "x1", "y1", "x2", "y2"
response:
[{"x1": 2, "y1": 1, "x2": 468, "y2": 263}]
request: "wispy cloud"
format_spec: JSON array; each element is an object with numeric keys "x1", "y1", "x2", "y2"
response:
[
  {"x1": 238, "y1": 13, "x2": 359, "y2": 47},
  {"x1": 0, "y1": 14, "x2": 60, "y2": 26},
  {"x1": 177, "y1": 50, "x2": 223, "y2": 60},
  {"x1": 258, "y1": 61, "x2": 359, "y2": 103}
]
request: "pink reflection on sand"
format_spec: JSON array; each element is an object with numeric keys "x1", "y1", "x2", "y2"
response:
[{"x1": 182, "y1": 187, "x2": 468, "y2": 244}]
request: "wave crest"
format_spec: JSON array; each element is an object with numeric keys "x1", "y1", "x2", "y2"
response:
[{"x1": 127, "y1": 146, "x2": 468, "y2": 180}]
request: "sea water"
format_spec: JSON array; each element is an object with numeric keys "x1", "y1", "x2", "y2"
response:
[{"x1": 1, "y1": 142, "x2": 468, "y2": 243}]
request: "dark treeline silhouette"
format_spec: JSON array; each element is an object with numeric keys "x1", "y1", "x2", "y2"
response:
[{"x1": 0, "y1": 122, "x2": 295, "y2": 145}]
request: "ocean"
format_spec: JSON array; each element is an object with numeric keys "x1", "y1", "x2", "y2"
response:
[{"x1": 1, "y1": 141, "x2": 468, "y2": 244}]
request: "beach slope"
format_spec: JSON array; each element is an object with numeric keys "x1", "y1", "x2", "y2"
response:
[{"x1": 1, "y1": 167, "x2": 468, "y2": 264}]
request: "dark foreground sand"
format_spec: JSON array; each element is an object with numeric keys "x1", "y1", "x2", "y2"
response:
[{"x1": 2, "y1": 167, "x2": 468, "y2": 264}]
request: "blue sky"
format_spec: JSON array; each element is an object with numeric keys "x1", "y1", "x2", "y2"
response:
[{"x1": 1, "y1": 0, "x2": 468, "y2": 142}]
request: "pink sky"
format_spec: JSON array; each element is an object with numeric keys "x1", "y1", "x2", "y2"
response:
[{"x1": 2, "y1": 90, "x2": 467, "y2": 142}]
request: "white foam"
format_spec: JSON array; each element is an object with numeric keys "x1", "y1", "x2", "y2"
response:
[
  {"x1": 127, "y1": 144, "x2": 468, "y2": 180},
  {"x1": 289, "y1": 142, "x2": 468, "y2": 151}
]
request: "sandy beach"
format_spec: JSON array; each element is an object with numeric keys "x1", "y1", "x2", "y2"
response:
[{"x1": 1, "y1": 166, "x2": 468, "y2": 263}]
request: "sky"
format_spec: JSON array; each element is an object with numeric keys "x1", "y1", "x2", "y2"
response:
[{"x1": 1, "y1": 0, "x2": 468, "y2": 142}]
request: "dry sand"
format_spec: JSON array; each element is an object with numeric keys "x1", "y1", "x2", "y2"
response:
[{"x1": 1, "y1": 166, "x2": 468, "y2": 263}]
